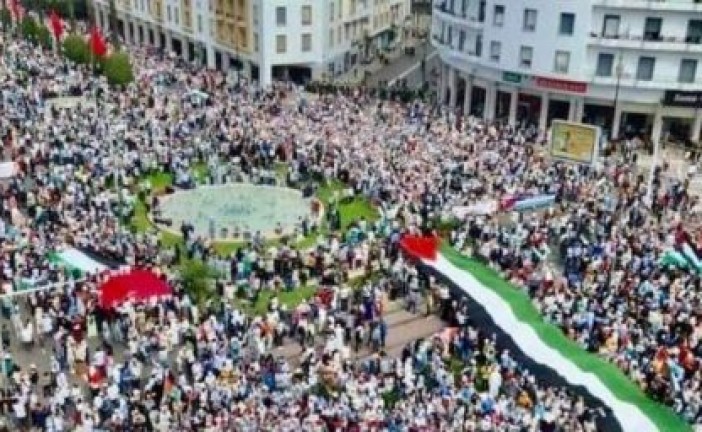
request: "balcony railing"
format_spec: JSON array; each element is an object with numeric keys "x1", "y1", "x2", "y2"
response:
[
  {"x1": 589, "y1": 32, "x2": 702, "y2": 51},
  {"x1": 592, "y1": 0, "x2": 702, "y2": 11}
]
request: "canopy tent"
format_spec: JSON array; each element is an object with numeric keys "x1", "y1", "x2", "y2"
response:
[{"x1": 99, "y1": 269, "x2": 172, "y2": 309}]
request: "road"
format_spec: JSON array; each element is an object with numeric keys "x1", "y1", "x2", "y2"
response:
[{"x1": 364, "y1": 44, "x2": 438, "y2": 88}]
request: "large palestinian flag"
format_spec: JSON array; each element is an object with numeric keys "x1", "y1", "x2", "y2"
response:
[{"x1": 399, "y1": 235, "x2": 689, "y2": 432}]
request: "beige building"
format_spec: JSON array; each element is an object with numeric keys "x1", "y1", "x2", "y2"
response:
[{"x1": 92, "y1": 0, "x2": 412, "y2": 86}]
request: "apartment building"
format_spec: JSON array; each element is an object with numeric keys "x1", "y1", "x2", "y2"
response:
[
  {"x1": 92, "y1": 0, "x2": 412, "y2": 86},
  {"x1": 432, "y1": 0, "x2": 702, "y2": 143}
]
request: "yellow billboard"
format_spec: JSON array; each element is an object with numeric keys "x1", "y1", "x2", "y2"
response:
[{"x1": 549, "y1": 120, "x2": 599, "y2": 164}]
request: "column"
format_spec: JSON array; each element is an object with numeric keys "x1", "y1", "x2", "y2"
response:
[
  {"x1": 539, "y1": 92, "x2": 550, "y2": 132},
  {"x1": 651, "y1": 106, "x2": 664, "y2": 145},
  {"x1": 260, "y1": 63, "x2": 273, "y2": 88},
  {"x1": 206, "y1": 45, "x2": 216, "y2": 69},
  {"x1": 438, "y1": 65, "x2": 446, "y2": 104},
  {"x1": 508, "y1": 89, "x2": 518, "y2": 126},
  {"x1": 166, "y1": 32, "x2": 174, "y2": 53},
  {"x1": 691, "y1": 110, "x2": 702, "y2": 142},
  {"x1": 574, "y1": 97, "x2": 585, "y2": 124},
  {"x1": 448, "y1": 68, "x2": 457, "y2": 108},
  {"x1": 441, "y1": 65, "x2": 450, "y2": 105},
  {"x1": 484, "y1": 83, "x2": 497, "y2": 122},
  {"x1": 611, "y1": 105, "x2": 623, "y2": 140},
  {"x1": 463, "y1": 79, "x2": 473, "y2": 116},
  {"x1": 646, "y1": 105, "x2": 664, "y2": 205},
  {"x1": 567, "y1": 98, "x2": 577, "y2": 122},
  {"x1": 243, "y1": 61, "x2": 252, "y2": 79}
]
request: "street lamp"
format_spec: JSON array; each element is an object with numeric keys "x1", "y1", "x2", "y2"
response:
[{"x1": 612, "y1": 52, "x2": 624, "y2": 140}]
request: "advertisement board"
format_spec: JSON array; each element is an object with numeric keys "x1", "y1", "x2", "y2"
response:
[{"x1": 549, "y1": 120, "x2": 600, "y2": 164}]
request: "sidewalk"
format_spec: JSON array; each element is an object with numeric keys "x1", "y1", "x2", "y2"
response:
[{"x1": 333, "y1": 38, "x2": 432, "y2": 87}]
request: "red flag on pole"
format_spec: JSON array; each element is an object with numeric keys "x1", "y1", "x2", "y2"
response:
[
  {"x1": 49, "y1": 10, "x2": 64, "y2": 41},
  {"x1": 89, "y1": 26, "x2": 108, "y2": 57},
  {"x1": 9, "y1": 0, "x2": 19, "y2": 21}
]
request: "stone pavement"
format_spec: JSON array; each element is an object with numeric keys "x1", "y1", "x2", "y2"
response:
[
  {"x1": 634, "y1": 145, "x2": 702, "y2": 195},
  {"x1": 274, "y1": 300, "x2": 445, "y2": 365}
]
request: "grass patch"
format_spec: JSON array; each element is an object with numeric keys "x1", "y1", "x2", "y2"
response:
[
  {"x1": 237, "y1": 285, "x2": 318, "y2": 315},
  {"x1": 439, "y1": 244, "x2": 690, "y2": 432}
]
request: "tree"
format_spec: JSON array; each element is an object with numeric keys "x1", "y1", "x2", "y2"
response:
[
  {"x1": 20, "y1": 16, "x2": 38, "y2": 42},
  {"x1": 178, "y1": 260, "x2": 216, "y2": 304},
  {"x1": 62, "y1": 34, "x2": 90, "y2": 64},
  {"x1": 102, "y1": 51, "x2": 134, "y2": 86},
  {"x1": 36, "y1": 25, "x2": 53, "y2": 49}
]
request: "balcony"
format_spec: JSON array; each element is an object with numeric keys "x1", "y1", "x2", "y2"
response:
[
  {"x1": 592, "y1": 0, "x2": 702, "y2": 12},
  {"x1": 589, "y1": 32, "x2": 702, "y2": 52},
  {"x1": 433, "y1": 3, "x2": 484, "y2": 30}
]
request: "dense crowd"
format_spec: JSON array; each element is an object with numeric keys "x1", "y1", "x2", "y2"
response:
[{"x1": 0, "y1": 24, "x2": 699, "y2": 430}]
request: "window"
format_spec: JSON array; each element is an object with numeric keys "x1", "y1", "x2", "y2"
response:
[
  {"x1": 302, "y1": 33, "x2": 312, "y2": 52},
  {"x1": 596, "y1": 53, "x2": 614, "y2": 77},
  {"x1": 643, "y1": 17, "x2": 662, "y2": 41},
  {"x1": 329, "y1": 29, "x2": 334, "y2": 48},
  {"x1": 301, "y1": 5, "x2": 312, "y2": 25},
  {"x1": 523, "y1": 9, "x2": 537, "y2": 32},
  {"x1": 636, "y1": 56, "x2": 655, "y2": 81},
  {"x1": 519, "y1": 46, "x2": 533, "y2": 68},
  {"x1": 490, "y1": 40, "x2": 501, "y2": 62},
  {"x1": 167, "y1": 5, "x2": 171, "y2": 21},
  {"x1": 493, "y1": 5, "x2": 504, "y2": 27},
  {"x1": 459, "y1": 30, "x2": 466, "y2": 51},
  {"x1": 679, "y1": 59, "x2": 698, "y2": 83},
  {"x1": 475, "y1": 34, "x2": 482, "y2": 57},
  {"x1": 174, "y1": 8, "x2": 179, "y2": 25},
  {"x1": 602, "y1": 14, "x2": 620, "y2": 38},
  {"x1": 254, "y1": 33, "x2": 259, "y2": 52},
  {"x1": 687, "y1": 20, "x2": 702, "y2": 43},
  {"x1": 197, "y1": 15, "x2": 202, "y2": 32},
  {"x1": 330, "y1": 2, "x2": 334, "y2": 21},
  {"x1": 559, "y1": 13, "x2": 575, "y2": 36},
  {"x1": 276, "y1": 6, "x2": 286, "y2": 26},
  {"x1": 554, "y1": 51, "x2": 570, "y2": 73},
  {"x1": 276, "y1": 34, "x2": 287, "y2": 53}
]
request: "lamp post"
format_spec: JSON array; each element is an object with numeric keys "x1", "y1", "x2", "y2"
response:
[{"x1": 612, "y1": 52, "x2": 624, "y2": 140}]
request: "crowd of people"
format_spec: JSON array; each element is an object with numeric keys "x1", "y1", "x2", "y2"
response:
[{"x1": 0, "y1": 21, "x2": 700, "y2": 430}]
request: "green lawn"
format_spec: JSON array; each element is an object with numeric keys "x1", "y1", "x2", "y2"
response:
[
  {"x1": 237, "y1": 285, "x2": 318, "y2": 315},
  {"x1": 128, "y1": 168, "x2": 378, "y2": 312}
]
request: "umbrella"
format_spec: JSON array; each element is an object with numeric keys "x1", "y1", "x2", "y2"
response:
[{"x1": 99, "y1": 269, "x2": 172, "y2": 309}]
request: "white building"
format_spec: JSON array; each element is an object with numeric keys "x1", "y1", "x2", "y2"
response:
[
  {"x1": 92, "y1": 0, "x2": 411, "y2": 87},
  {"x1": 433, "y1": 0, "x2": 702, "y2": 143}
]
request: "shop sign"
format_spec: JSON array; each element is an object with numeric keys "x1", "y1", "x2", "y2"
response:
[
  {"x1": 663, "y1": 91, "x2": 702, "y2": 108},
  {"x1": 534, "y1": 76, "x2": 587, "y2": 94},
  {"x1": 502, "y1": 72, "x2": 522, "y2": 83}
]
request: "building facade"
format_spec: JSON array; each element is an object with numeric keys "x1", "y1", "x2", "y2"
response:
[
  {"x1": 433, "y1": 0, "x2": 702, "y2": 143},
  {"x1": 92, "y1": 0, "x2": 411, "y2": 87}
]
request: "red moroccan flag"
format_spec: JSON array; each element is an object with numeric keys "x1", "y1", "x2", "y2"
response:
[
  {"x1": 89, "y1": 26, "x2": 108, "y2": 57},
  {"x1": 49, "y1": 10, "x2": 64, "y2": 41},
  {"x1": 9, "y1": 0, "x2": 19, "y2": 21}
]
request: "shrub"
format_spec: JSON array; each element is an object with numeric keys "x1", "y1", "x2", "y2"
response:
[
  {"x1": 36, "y1": 25, "x2": 53, "y2": 49},
  {"x1": 102, "y1": 51, "x2": 135, "y2": 86},
  {"x1": 62, "y1": 34, "x2": 89, "y2": 64},
  {"x1": 20, "y1": 16, "x2": 38, "y2": 42}
]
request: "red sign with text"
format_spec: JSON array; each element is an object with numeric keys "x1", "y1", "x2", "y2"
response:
[{"x1": 535, "y1": 77, "x2": 588, "y2": 94}]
